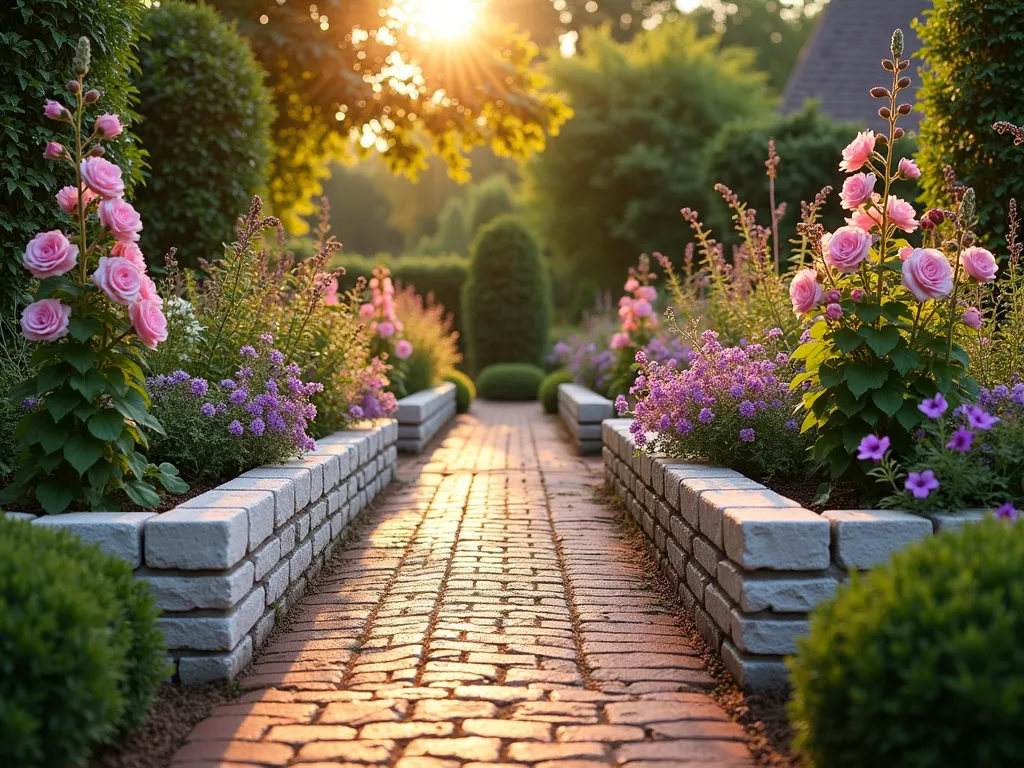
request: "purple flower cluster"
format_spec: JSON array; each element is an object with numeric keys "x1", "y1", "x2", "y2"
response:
[
  {"x1": 148, "y1": 334, "x2": 323, "y2": 453},
  {"x1": 350, "y1": 356, "x2": 398, "y2": 421},
  {"x1": 551, "y1": 330, "x2": 689, "y2": 396}
]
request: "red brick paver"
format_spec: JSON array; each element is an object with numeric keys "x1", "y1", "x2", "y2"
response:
[{"x1": 173, "y1": 403, "x2": 754, "y2": 767}]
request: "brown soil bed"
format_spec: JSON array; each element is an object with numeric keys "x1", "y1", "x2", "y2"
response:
[
  {"x1": 6, "y1": 482, "x2": 215, "y2": 515},
  {"x1": 765, "y1": 475, "x2": 864, "y2": 513}
]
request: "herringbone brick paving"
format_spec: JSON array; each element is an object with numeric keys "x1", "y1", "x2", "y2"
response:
[{"x1": 172, "y1": 402, "x2": 754, "y2": 767}]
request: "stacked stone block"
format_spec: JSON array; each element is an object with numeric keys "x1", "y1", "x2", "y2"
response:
[
  {"x1": 601, "y1": 418, "x2": 973, "y2": 689},
  {"x1": 7, "y1": 420, "x2": 398, "y2": 684},
  {"x1": 396, "y1": 382, "x2": 457, "y2": 453},
  {"x1": 558, "y1": 382, "x2": 614, "y2": 455}
]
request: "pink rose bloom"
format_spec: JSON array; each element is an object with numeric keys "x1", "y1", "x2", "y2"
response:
[
  {"x1": 139, "y1": 274, "x2": 160, "y2": 302},
  {"x1": 846, "y1": 197, "x2": 882, "y2": 231},
  {"x1": 95, "y1": 113, "x2": 123, "y2": 138},
  {"x1": 636, "y1": 285, "x2": 657, "y2": 302},
  {"x1": 98, "y1": 198, "x2": 143, "y2": 242},
  {"x1": 632, "y1": 299, "x2": 653, "y2": 318},
  {"x1": 23, "y1": 230, "x2": 78, "y2": 278},
  {"x1": 839, "y1": 131, "x2": 877, "y2": 172},
  {"x1": 840, "y1": 172, "x2": 876, "y2": 210},
  {"x1": 55, "y1": 185, "x2": 97, "y2": 215},
  {"x1": 80, "y1": 156, "x2": 125, "y2": 199},
  {"x1": 21, "y1": 298, "x2": 71, "y2": 342},
  {"x1": 898, "y1": 245, "x2": 915, "y2": 261},
  {"x1": 43, "y1": 142, "x2": 64, "y2": 160},
  {"x1": 111, "y1": 241, "x2": 146, "y2": 271},
  {"x1": 359, "y1": 303, "x2": 375, "y2": 318},
  {"x1": 377, "y1": 321, "x2": 395, "y2": 338},
  {"x1": 43, "y1": 100, "x2": 66, "y2": 120},
  {"x1": 823, "y1": 226, "x2": 872, "y2": 273},
  {"x1": 130, "y1": 298, "x2": 167, "y2": 350},
  {"x1": 960, "y1": 246, "x2": 998, "y2": 282},
  {"x1": 899, "y1": 157, "x2": 921, "y2": 179},
  {"x1": 962, "y1": 307, "x2": 983, "y2": 330},
  {"x1": 92, "y1": 256, "x2": 143, "y2": 305},
  {"x1": 851, "y1": 288, "x2": 866, "y2": 303},
  {"x1": 902, "y1": 248, "x2": 953, "y2": 302},
  {"x1": 395, "y1": 340, "x2": 413, "y2": 359},
  {"x1": 624, "y1": 277, "x2": 640, "y2": 293},
  {"x1": 887, "y1": 196, "x2": 918, "y2": 233},
  {"x1": 789, "y1": 268, "x2": 824, "y2": 315},
  {"x1": 610, "y1": 332, "x2": 631, "y2": 350},
  {"x1": 826, "y1": 303, "x2": 844, "y2": 320}
]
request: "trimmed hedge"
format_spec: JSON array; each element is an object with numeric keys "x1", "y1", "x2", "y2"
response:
[
  {"x1": 444, "y1": 370, "x2": 475, "y2": 414},
  {"x1": 1, "y1": 0, "x2": 145, "y2": 314},
  {"x1": 476, "y1": 363, "x2": 545, "y2": 401},
  {"x1": 133, "y1": 1, "x2": 275, "y2": 269},
  {"x1": 788, "y1": 517, "x2": 1024, "y2": 766},
  {"x1": 539, "y1": 368, "x2": 573, "y2": 414},
  {"x1": 0, "y1": 518, "x2": 168, "y2": 767},
  {"x1": 462, "y1": 217, "x2": 551, "y2": 371}
]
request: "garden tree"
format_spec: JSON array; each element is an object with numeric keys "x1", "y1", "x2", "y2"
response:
[
  {"x1": 134, "y1": 1, "x2": 275, "y2": 269},
  {"x1": 491, "y1": 0, "x2": 678, "y2": 50},
  {"x1": 316, "y1": 163, "x2": 406, "y2": 256},
  {"x1": 205, "y1": 0, "x2": 571, "y2": 232},
  {"x1": 524, "y1": 20, "x2": 772, "y2": 289},
  {"x1": 688, "y1": 0, "x2": 826, "y2": 93},
  {"x1": 468, "y1": 174, "x2": 518, "y2": 234},
  {"x1": 416, "y1": 197, "x2": 471, "y2": 256},
  {"x1": 916, "y1": 0, "x2": 1024, "y2": 246}
]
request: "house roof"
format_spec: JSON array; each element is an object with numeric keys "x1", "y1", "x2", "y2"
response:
[{"x1": 781, "y1": 0, "x2": 932, "y2": 131}]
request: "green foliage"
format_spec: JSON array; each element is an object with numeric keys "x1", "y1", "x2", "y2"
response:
[
  {"x1": 702, "y1": 105, "x2": 918, "y2": 249},
  {"x1": 476, "y1": 363, "x2": 545, "y2": 401},
  {"x1": 416, "y1": 197, "x2": 471, "y2": 257},
  {"x1": 0, "y1": 332, "x2": 32, "y2": 477},
  {"x1": 133, "y1": 1, "x2": 274, "y2": 270},
  {"x1": 788, "y1": 517, "x2": 1024, "y2": 767},
  {"x1": 462, "y1": 216, "x2": 551, "y2": 371},
  {"x1": 0, "y1": 517, "x2": 168, "y2": 768},
  {"x1": 314, "y1": 164, "x2": 406, "y2": 256},
  {"x1": 916, "y1": 0, "x2": 1024, "y2": 247},
  {"x1": 539, "y1": 368, "x2": 573, "y2": 414},
  {"x1": 0, "y1": 0, "x2": 145, "y2": 316},
  {"x1": 394, "y1": 286, "x2": 461, "y2": 395},
  {"x1": 443, "y1": 370, "x2": 475, "y2": 414},
  {"x1": 468, "y1": 174, "x2": 517, "y2": 235},
  {"x1": 1, "y1": 46, "x2": 184, "y2": 514},
  {"x1": 524, "y1": 20, "x2": 772, "y2": 288}
]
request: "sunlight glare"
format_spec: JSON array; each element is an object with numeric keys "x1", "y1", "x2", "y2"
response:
[{"x1": 407, "y1": 0, "x2": 479, "y2": 40}]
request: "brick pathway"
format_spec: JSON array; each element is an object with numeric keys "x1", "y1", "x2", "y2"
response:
[{"x1": 172, "y1": 402, "x2": 754, "y2": 767}]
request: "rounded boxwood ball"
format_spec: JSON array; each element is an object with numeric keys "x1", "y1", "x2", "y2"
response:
[
  {"x1": 443, "y1": 370, "x2": 475, "y2": 414},
  {"x1": 476, "y1": 363, "x2": 545, "y2": 401},
  {"x1": 788, "y1": 517, "x2": 1024, "y2": 767},
  {"x1": 539, "y1": 368, "x2": 573, "y2": 414}
]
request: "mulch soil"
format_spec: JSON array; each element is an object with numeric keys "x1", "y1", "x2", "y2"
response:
[{"x1": 764, "y1": 475, "x2": 864, "y2": 513}]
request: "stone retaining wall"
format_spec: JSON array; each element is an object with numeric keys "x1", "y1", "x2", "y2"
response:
[
  {"x1": 5, "y1": 420, "x2": 398, "y2": 684},
  {"x1": 602, "y1": 418, "x2": 984, "y2": 689},
  {"x1": 558, "y1": 383, "x2": 614, "y2": 455},
  {"x1": 396, "y1": 382, "x2": 457, "y2": 453}
]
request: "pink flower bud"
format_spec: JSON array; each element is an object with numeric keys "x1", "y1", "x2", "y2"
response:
[
  {"x1": 962, "y1": 307, "x2": 983, "y2": 330},
  {"x1": 898, "y1": 157, "x2": 921, "y2": 179},
  {"x1": 826, "y1": 303, "x2": 843, "y2": 320},
  {"x1": 84, "y1": 89, "x2": 101, "y2": 104},
  {"x1": 43, "y1": 142, "x2": 64, "y2": 160},
  {"x1": 67, "y1": 80, "x2": 81, "y2": 94},
  {"x1": 43, "y1": 100, "x2": 67, "y2": 120},
  {"x1": 851, "y1": 288, "x2": 866, "y2": 303},
  {"x1": 824, "y1": 289, "x2": 841, "y2": 303},
  {"x1": 95, "y1": 113, "x2": 123, "y2": 138}
]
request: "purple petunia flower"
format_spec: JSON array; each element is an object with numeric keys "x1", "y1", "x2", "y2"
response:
[
  {"x1": 995, "y1": 503, "x2": 1018, "y2": 520},
  {"x1": 785, "y1": 419, "x2": 799, "y2": 432},
  {"x1": 675, "y1": 418, "x2": 693, "y2": 435},
  {"x1": 945, "y1": 426, "x2": 973, "y2": 453},
  {"x1": 269, "y1": 349, "x2": 285, "y2": 365},
  {"x1": 200, "y1": 402, "x2": 216, "y2": 417},
  {"x1": 169, "y1": 369, "x2": 190, "y2": 385},
  {"x1": 698, "y1": 408, "x2": 715, "y2": 424},
  {"x1": 249, "y1": 418, "x2": 266, "y2": 436},
  {"x1": 348, "y1": 405, "x2": 364, "y2": 419},
  {"x1": 905, "y1": 470, "x2": 939, "y2": 499},
  {"x1": 239, "y1": 345, "x2": 258, "y2": 358},
  {"x1": 615, "y1": 395, "x2": 628, "y2": 415},
  {"x1": 738, "y1": 400, "x2": 756, "y2": 418},
  {"x1": 236, "y1": 367, "x2": 253, "y2": 379},
  {"x1": 266, "y1": 410, "x2": 287, "y2": 432},
  {"x1": 21, "y1": 397, "x2": 39, "y2": 411},
  {"x1": 190, "y1": 378, "x2": 209, "y2": 397},
  {"x1": 246, "y1": 400, "x2": 264, "y2": 416},
  {"x1": 739, "y1": 428, "x2": 756, "y2": 443},
  {"x1": 219, "y1": 378, "x2": 237, "y2": 391},
  {"x1": 764, "y1": 327, "x2": 783, "y2": 340},
  {"x1": 228, "y1": 420, "x2": 244, "y2": 436},
  {"x1": 967, "y1": 406, "x2": 1000, "y2": 431},
  {"x1": 259, "y1": 333, "x2": 274, "y2": 345},
  {"x1": 229, "y1": 388, "x2": 248, "y2": 405},
  {"x1": 857, "y1": 434, "x2": 890, "y2": 462},
  {"x1": 215, "y1": 402, "x2": 228, "y2": 415},
  {"x1": 918, "y1": 393, "x2": 948, "y2": 419}
]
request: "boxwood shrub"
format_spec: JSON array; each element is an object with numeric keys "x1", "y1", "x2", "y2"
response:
[
  {"x1": 444, "y1": 370, "x2": 475, "y2": 414},
  {"x1": 133, "y1": 0, "x2": 274, "y2": 269},
  {"x1": 1, "y1": 0, "x2": 145, "y2": 314},
  {"x1": 788, "y1": 517, "x2": 1024, "y2": 767},
  {"x1": 462, "y1": 217, "x2": 551, "y2": 371},
  {"x1": 539, "y1": 368, "x2": 573, "y2": 414},
  {"x1": 476, "y1": 363, "x2": 545, "y2": 401},
  {"x1": 0, "y1": 518, "x2": 169, "y2": 767}
]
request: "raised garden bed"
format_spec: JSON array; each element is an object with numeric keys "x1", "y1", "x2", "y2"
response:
[
  {"x1": 3, "y1": 419, "x2": 398, "y2": 684},
  {"x1": 396, "y1": 382, "x2": 457, "y2": 453},
  {"x1": 558, "y1": 382, "x2": 614, "y2": 455},
  {"x1": 602, "y1": 418, "x2": 986, "y2": 689}
]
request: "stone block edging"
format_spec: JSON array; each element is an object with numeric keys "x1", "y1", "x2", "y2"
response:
[
  {"x1": 396, "y1": 382, "x2": 457, "y2": 453},
  {"x1": 558, "y1": 383, "x2": 614, "y2": 456},
  {"x1": 601, "y1": 417, "x2": 985, "y2": 690},
  {"x1": 3, "y1": 419, "x2": 399, "y2": 684}
]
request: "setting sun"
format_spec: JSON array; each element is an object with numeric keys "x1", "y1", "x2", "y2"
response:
[{"x1": 406, "y1": 0, "x2": 480, "y2": 40}]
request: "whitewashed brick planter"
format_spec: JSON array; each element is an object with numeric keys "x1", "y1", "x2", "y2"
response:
[
  {"x1": 396, "y1": 382, "x2": 457, "y2": 453},
  {"x1": 602, "y1": 418, "x2": 985, "y2": 690},
  {"x1": 4, "y1": 419, "x2": 398, "y2": 685},
  {"x1": 558, "y1": 383, "x2": 614, "y2": 455}
]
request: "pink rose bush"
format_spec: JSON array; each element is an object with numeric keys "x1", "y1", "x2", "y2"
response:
[
  {"x1": 791, "y1": 29, "x2": 981, "y2": 483},
  {"x1": 0, "y1": 37, "x2": 183, "y2": 514}
]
